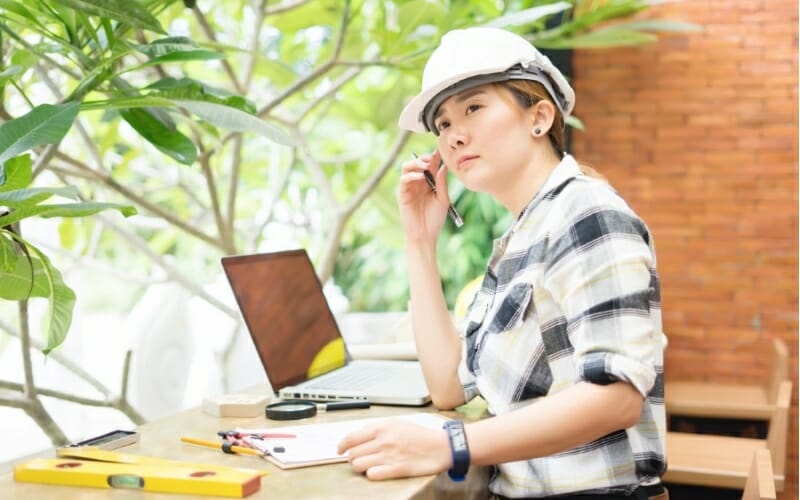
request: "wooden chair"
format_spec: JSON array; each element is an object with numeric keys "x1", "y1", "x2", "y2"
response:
[
  {"x1": 664, "y1": 380, "x2": 791, "y2": 491},
  {"x1": 742, "y1": 449, "x2": 777, "y2": 500},
  {"x1": 665, "y1": 338, "x2": 788, "y2": 419}
]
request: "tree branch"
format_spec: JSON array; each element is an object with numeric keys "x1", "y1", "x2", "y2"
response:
[
  {"x1": 94, "y1": 213, "x2": 239, "y2": 319},
  {"x1": 192, "y1": 5, "x2": 243, "y2": 94},
  {"x1": 226, "y1": 135, "x2": 243, "y2": 236},
  {"x1": 254, "y1": 0, "x2": 351, "y2": 119},
  {"x1": 343, "y1": 131, "x2": 410, "y2": 218},
  {"x1": 251, "y1": 150, "x2": 298, "y2": 249},
  {"x1": 54, "y1": 153, "x2": 225, "y2": 251},
  {"x1": 264, "y1": 0, "x2": 310, "y2": 16},
  {"x1": 0, "y1": 320, "x2": 145, "y2": 424},
  {"x1": 26, "y1": 398, "x2": 69, "y2": 445},
  {"x1": 31, "y1": 145, "x2": 60, "y2": 179},
  {"x1": 317, "y1": 214, "x2": 345, "y2": 283},
  {"x1": 0, "y1": 24, "x2": 81, "y2": 81},
  {"x1": 293, "y1": 131, "x2": 337, "y2": 208},
  {"x1": 242, "y1": 0, "x2": 267, "y2": 91},
  {"x1": 296, "y1": 65, "x2": 361, "y2": 121},
  {"x1": 198, "y1": 153, "x2": 235, "y2": 254},
  {"x1": 0, "y1": 394, "x2": 28, "y2": 409}
]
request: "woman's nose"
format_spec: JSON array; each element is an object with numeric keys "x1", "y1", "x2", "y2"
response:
[{"x1": 446, "y1": 124, "x2": 469, "y2": 149}]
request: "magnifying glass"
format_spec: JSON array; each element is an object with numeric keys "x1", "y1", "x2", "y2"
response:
[{"x1": 265, "y1": 400, "x2": 370, "y2": 421}]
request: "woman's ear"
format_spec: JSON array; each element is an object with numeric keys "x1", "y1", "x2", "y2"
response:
[{"x1": 530, "y1": 100, "x2": 556, "y2": 138}]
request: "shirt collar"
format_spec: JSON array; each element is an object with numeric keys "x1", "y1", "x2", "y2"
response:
[{"x1": 490, "y1": 154, "x2": 582, "y2": 259}]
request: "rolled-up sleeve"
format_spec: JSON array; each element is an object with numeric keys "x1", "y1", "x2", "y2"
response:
[{"x1": 542, "y1": 207, "x2": 659, "y2": 397}]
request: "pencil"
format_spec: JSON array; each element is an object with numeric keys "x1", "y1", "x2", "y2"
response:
[{"x1": 181, "y1": 436, "x2": 264, "y2": 457}]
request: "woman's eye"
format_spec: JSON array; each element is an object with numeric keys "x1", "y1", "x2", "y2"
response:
[
  {"x1": 436, "y1": 120, "x2": 450, "y2": 132},
  {"x1": 466, "y1": 104, "x2": 482, "y2": 114}
]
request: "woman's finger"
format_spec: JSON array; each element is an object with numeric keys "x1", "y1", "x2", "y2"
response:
[
  {"x1": 366, "y1": 463, "x2": 405, "y2": 481},
  {"x1": 350, "y1": 450, "x2": 384, "y2": 473},
  {"x1": 337, "y1": 426, "x2": 377, "y2": 455}
]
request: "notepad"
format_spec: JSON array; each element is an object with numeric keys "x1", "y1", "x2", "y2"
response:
[{"x1": 237, "y1": 413, "x2": 448, "y2": 469}]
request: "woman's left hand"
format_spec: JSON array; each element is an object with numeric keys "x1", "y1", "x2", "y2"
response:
[{"x1": 337, "y1": 420, "x2": 452, "y2": 480}]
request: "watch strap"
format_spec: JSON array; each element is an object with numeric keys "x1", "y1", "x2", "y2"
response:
[{"x1": 443, "y1": 420, "x2": 470, "y2": 481}]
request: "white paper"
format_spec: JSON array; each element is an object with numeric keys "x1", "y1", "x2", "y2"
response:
[{"x1": 237, "y1": 412, "x2": 447, "y2": 467}]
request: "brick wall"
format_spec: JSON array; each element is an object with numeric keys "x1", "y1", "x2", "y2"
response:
[{"x1": 571, "y1": 0, "x2": 798, "y2": 498}]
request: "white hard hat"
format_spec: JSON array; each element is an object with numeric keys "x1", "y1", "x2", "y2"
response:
[{"x1": 398, "y1": 27, "x2": 575, "y2": 134}]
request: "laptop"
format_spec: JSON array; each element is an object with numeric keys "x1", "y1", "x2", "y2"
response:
[{"x1": 221, "y1": 250, "x2": 431, "y2": 406}]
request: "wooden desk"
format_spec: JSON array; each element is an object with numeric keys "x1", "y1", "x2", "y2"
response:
[{"x1": 0, "y1": 401, "x2": 489, "y2": 499}]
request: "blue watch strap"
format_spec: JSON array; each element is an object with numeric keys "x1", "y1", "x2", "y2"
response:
[{"x1": 443, "y1": 420, "x2": 470, "y2": 481}]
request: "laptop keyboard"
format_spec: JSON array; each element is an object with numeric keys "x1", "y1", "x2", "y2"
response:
[{"x1": 303, "y1": 363, "x2": 404, "y2": 391}]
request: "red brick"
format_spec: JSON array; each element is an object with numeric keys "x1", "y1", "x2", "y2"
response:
[{"x1": 573, "y1": 3, "x2": 798, "y2": 494}]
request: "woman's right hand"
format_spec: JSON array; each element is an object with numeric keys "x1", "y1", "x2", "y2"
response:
[{"x1": 397, "y1": 150, "x2": 450, "y2": 245}]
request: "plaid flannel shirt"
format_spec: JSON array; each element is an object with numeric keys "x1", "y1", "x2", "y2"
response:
[{"x1": 457, "y1": 155, "x2": 666, "y2": 498}]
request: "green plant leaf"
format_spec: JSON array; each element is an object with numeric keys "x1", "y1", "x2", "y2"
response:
[
  {"x1": 132, "y1": 36, "x2": 200, "y2": 57},
  {"x1": 0, "y1": 186, "x2": 79, "y2": 207},
  {"x1": 51, "y1": 0, "x2": 165, "y2": 34},
  {"x1": 566, "y1": 115, "x2": 584, "y2": 131},
  {"x1": 81, "y1": 96, "x2": 176, "y2": 112},
  {"x1": 142, "y1": 50, "x2": 225, "y2": 65},
  {"x1": 0, "y1": 201, "x2": 137, "y2": 227},
  {"x1": 0, "y1": 102, "x2": 80, "y2": 167},
  {"x1": 537, "y1": 28, "x2": 657, "y2": 49},
  {"x1": 0, "y1": 65, "x2": 22, "y2": 82},
  {"x1": 147, "y1": 78, "x2": 255, "y2": 113},
  {"x1": 0, "y1": 241, "x2": 52, "y2": 299},
  {"x1": 482, "y1": 2, "x2": 572, "y2": 28},
  {"x1": 120, "y1": 108, "x2": 197, "y2": 165},
  {"x1": 0, "y1": 154, "x2": 31, "y2": 192},
  {"x1": 0, "y1": 231, "x2": 14, "y2": 272},
  {"x1": 24, "y1": 243, "x2": 76, "y2": 354},
  {"x1": 608, "y1": 19, "x2": 702, "y2": 33},
  {"x1": 0, "y1": 0, "x2": 47, "y2": 30},
  {"x1": 171, "y1": 100, "x2": 294, "y2": 146}
]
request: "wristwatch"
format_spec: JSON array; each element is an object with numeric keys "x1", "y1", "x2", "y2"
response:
[{"x1": 443, "y1": 420, "x2": 470, "y2": 481}]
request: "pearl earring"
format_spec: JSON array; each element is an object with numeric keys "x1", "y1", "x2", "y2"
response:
[{"x1": 534, "y1": 128, "x2": 541, "y2": 136}]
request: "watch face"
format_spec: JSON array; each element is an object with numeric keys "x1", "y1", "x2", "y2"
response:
[{"x1": 452, "y1": 429, "x2": 466, "y2": 449}]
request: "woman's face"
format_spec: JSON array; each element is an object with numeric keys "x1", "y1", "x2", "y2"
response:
[{"x1": 433, "y1": 83, "x2": 535, "y2": 194}]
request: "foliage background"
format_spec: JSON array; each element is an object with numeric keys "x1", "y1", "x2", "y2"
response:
[{"x1": 0, "y1": 0, "x2": 695, "y2": 459}]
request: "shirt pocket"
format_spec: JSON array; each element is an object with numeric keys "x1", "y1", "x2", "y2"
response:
[{"x1": 487, "y1": 282, "x2": 534, "y2": 335}]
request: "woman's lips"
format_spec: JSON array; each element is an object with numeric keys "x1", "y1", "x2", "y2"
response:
[{"x1": 458, "y1": 155, "x2": 479, "y2": 168}]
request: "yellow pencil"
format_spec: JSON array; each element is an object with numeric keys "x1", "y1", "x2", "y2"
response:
[{"x1": 181, "y1": 436, "x2": 264, "y2": 457}]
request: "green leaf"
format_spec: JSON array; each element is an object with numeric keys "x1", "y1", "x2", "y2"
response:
[
  {"x1": 537, "y1": 28, "x2": 657, "y2": 49},
  {"x1": 0, "y1": 186, "x2": 79, "y2": 207},
  {"x1": 25, "y1": 244, "x2": 76, "y2": 354},
  {"x1": 146, "y1": 50, "x2": 225, "y2": 64},
  {"x1": 132, "y1": 36, "x2": 201, "y2": 57},
  {"x1": 608, "y1": 19, "x2": 702, "y2": 33},
  {"x1": 0, "y1": 201, "x2": 137, "y2": 227},
  {"x1": 566, "y1": 115, "x2": 584, "y2": 131},
  {"x1": 171, "y1": 99, "x2": 294, "y2": 146},
  {"x1": 0, "y1": 102, "x2": 80, "y2": 167},
  {"x1": 0, "y1": 154, "x2": 32, "y2": 192},
  {"x1": 0, "y1": 242, "x2": 52, "y2": 299},
  {"x1": 0, "y1": 65, "x2": 22, "y2": 82},
  {"x1": 81, "y1": 96, "x2": 176, "y2": 112},
  {"x1": 0, "y1": 232, "x2": 14, "y2": 272},
  {"x1": 0, "y1": 0, "x2": 46, "y2": 30},
  {"x1": 120, "y1": 108, "x2": 197, "y2": 165},
  {"x1": 51, "y1": 0, "x2": 165, "y2": 34},
  {"x1": 147, "y1": 78, "x2": 255, "y2": 114},
  {"x1": 482, "y1": 2, "x2": 572, "y2": 29},
  {"x1": 58, "y1": 218, "x2": 78, "y2": 250}
]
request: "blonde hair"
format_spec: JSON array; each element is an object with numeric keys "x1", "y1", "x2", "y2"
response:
[{"x1": 498, "y1": 80, "x2": 606, "y2": 182}]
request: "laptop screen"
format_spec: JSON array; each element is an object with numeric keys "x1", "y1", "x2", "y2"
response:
[{"x1": 221, "y1": 250, "x2": 348, "y2": 391}]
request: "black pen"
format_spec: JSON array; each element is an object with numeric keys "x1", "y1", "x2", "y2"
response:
[{"x1": 411, "y1": 153, "x2": 464, "y2": 228}]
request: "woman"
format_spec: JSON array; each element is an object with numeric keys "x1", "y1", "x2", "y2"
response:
[{"x1": 338, "y1": 27, "x2": 667, "y2": 500}]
